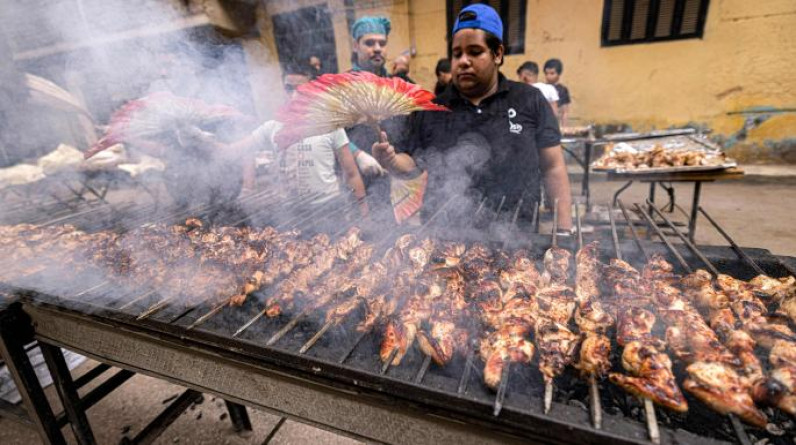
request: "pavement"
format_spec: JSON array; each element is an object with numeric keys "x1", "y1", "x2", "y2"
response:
[{"x1": 1, "y1": 163, "x2": 795, "y2": 444}]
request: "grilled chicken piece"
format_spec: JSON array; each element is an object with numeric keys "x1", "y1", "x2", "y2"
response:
[
  {"x1": 574, "y1": 241, "x2": 601, "y2": 304},
  {"x1": 575, "y1": 333, "x2": 612, "y2": 378},
  {"x1": 749, "y1": 274, "x2": 796, "y2": 301},
  {"x1": 609, "y1": 341, "x2": 689, "y2": 412},
  {"x1": 771, "y1": 339, "x2": 796, "y2": 368},
  {"x1": 542, "y1": 246, "x2": 571, "y2": 285},
  {"x1": 642, "y1": 254, "x2": 679, "y2": 284},
  {"x1": 616, "y1": 308, "x2": 662, "y2": 348},
  {"x1": 754, "y1": 366, "x2": 796, "y2": 417},
  {"x1": 724, "y1": 330, "x2": 766, "y2": 387},
  {"x1": 536, "y1": 284, "x2": 576, "y2": 325},
  {"x1": 601, "y1": 259, "x2": 652, "y2": 307},
  {"x1": 479, "y1": 319, "x2": 535, "y2": 390},
  {"x1": 683, "y1": 361, "x2": 767, "y2": 427},
  {"x1": 575, "y1": 299, "x2": 614, "y2": 334},
  {"x1": 535, "y1": 319, "x2": 580, "y2": 381},
  {"x1": 417, "y1": 319, "x2": 469, "y2": 365}
]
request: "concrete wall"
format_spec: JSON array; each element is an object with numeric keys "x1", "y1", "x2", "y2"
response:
[{"x1": 257, "y1": 0, "x2": 795, "y2": 163}]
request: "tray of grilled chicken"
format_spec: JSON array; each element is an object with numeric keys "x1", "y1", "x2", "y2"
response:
[{"x1": 591, "y1": 135, "x2": 737, "y2": 174}]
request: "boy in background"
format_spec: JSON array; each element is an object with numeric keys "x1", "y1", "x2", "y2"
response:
[
  {"x1": 517, "y1": 61, "x2": 559, "y2": 117},
  {"x1": 543, "y1": 58, "x2": 571, "y2": 126}
]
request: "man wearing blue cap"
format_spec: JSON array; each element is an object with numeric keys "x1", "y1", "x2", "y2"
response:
[{"x1": 372, "y1": 4, "x2": 573, "y2": 230}]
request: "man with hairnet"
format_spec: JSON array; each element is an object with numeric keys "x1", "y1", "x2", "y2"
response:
[{"x1": 345, "y1": 16, "x2": 401, "y2": 221}]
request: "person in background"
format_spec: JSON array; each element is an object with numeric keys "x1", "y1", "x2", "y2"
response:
[
  {"x1": 371, "y1": 4, "x2": 573, "y2": 231},
  {"x1": 434, "y1": 58, "x2": 452, "y2": 95},
  {"x1": 517, "y1": 61, "x2": 558, "y2": 118},
  {"x1": 543, "y1": 58, "x2": 571, "y2": 126},
  {"x1": 308, "y1": 55, "x2": 323, "y2": 79},
  {"x1": 391, "y1": 54, "x2": 415, "y2": 84},
  {"x1": 232, "y1": 65, "x2": 368, "y2": 218},
  {"x1": 346, "y1": 16, "x2": 399, "y2": 219}
]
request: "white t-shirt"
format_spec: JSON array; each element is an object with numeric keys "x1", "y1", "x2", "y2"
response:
[
  {"x1": 251, "y1": 121, "x2": 348, "y2": 204},
  {"x1": 533, "y1": 82, "x2": 560, "y2": 103}
]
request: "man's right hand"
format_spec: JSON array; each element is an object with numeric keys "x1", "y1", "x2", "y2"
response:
[{"x1": 371, "y1": 131, "x2": 397, "y2": 171}]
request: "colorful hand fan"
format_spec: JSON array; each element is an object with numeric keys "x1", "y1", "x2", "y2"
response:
[
  {"x1": 275, "y1": 71, "x2": 448, "y2": 147},
  {"x1": 390, "y1": 170, "x2": 428, "y2": 225},
  {"x1": 85, "y1": 91, "x2": 250, "y2": 159}
]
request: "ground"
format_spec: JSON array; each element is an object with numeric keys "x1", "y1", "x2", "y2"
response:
[{"x1": 1, "y1": 168, "x2": 795, "y2": 444}]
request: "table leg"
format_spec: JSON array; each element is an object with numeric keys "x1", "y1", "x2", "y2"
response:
[
  {"x1": 612, "y1": 181, "x2": 633, "y2": 207},
  {"x1": 224, "y1": 400, "x2": 253, "y2": 433},
  {"x1": 40, "y1": 343, "x2": 97, "y2": 445},
  {"x1": 0, "y1": 305, "x2": 67, "y2": 445},
  {"x1": 583, "y1": 141, "x2": 593, "y2": 211},
  {"x1": 647, "y1": 182, "x2": 657, "y2": 240},
  {"x1": 689, "y1": 182, "x2": 703, "y2": 243}
]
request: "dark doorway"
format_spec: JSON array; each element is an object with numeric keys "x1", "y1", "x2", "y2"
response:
[{"x1": 272, "y1": 5, "x2": 338, "y2": 75}]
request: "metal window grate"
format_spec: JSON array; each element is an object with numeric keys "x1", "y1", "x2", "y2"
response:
[
  {"x1": 601, "y1": 0, "x2": 710, "y2": 47},
  {"x1": 446, "y1": 0, "x2": 527, "y2": 55}
]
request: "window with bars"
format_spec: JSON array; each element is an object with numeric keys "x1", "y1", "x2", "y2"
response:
[
  {"x1": 601, "y1": 0, "x2": 710, "y2": 47},
  {"x1": 446, "y1": 0, "x2": 527, "y2": 55}
]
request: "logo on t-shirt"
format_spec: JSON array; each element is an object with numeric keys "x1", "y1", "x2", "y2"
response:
[{"x1": 507, "y1": 108, "x2": 523, "y2": 135}]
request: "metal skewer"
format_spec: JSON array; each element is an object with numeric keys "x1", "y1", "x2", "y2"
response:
[
  {"x1": 414, "y1": 355, "x2": 432, "y2": 384},
  {"x1": 646, "y1": 201, "x2": 719, "y2": 276},
  {"x1": 136, "y1": 295, "x2": 176, "y2": 321},
  {"x1": 70, "y1": 280, "x2": 111, "y2": 299},
  {"x1": 579, "y1": 205, "x2": 603, "y2": 429},
  {"x1": 542, "y1": 198, "x2": 559, "y2": 415},
  {"x1": 186, "y1": 301, "x2": 228, "y2": 330},
  {"x1": 698, "y1": 207, "x2": 766, "y2": 275},
  {"x1": 233, "y1": 309, "x2": 267, "y2": 337},
  {"x1": 634, "y1": 204, "x2": 692, "y2": 272},
  {"x1": 543, "y1": 377, "x2": 554, "y2": 415},
  {"x1": 493, "y1": 361, "x2": 511, "y2": 416},
  {"x1": 266, "y1": 307, "x2": 310, "y2": 346},
  {"x1": 381, "y1": 347, "x2": 399, "y2": 375},
  {"x1": 611, "y1": 205, "x2": 660, "y2": 443},
  {"x1": 617, "y1": 200, "x2": 649, "y2": 260},
  {"x1": 643, "y1": 398, "x2": 660, "y2": 445},
  {"x1": 118, "y1": 290, "x2": 156, "y2": 311},
  {"x1": 339, "y1": 327, "x2": 371, "y2": 364},
  {"x1": 457, "y1": 348, "x2": 475, "y2": 395},
  {"x1": 299, "y1": 318, "x2": 335, "y2": 354}
]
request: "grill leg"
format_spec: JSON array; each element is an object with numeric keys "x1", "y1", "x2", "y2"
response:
[
  {"x1": 40, "y1": 343, "x2": 97, "y2": 445},
  {"x1": 224, "y1": 400, "x2": 253, "y2": 434},
  {"x1": 688, "y1": 181, "x2": 703, "y2": 243},
  {"x1": 0, "y1": 304, "x2": 67, "y2": 445}
]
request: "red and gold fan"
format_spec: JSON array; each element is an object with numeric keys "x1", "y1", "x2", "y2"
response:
[{"x1": 276, "y1": 71, "x2": 448, "y2": 223}]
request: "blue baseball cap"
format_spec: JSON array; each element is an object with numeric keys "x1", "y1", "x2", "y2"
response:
[{"x1": 452, "y1": 4, "x2": 503, "y2": 42}]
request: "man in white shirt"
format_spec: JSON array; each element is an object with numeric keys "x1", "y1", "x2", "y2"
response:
[
  {"x1": 226, "y1": 66, "x2": 369, "y2": 218},
  {"x1": 517, "y1": 61, "x2": 559, "y2": 118}
]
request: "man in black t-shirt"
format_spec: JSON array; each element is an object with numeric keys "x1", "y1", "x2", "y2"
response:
[
  {"x1": 544, "y1": 58, "x2": 571, "y2": 127},
  {"x1": 371, "y1": 4, "x2": 573, "y2": 229}
]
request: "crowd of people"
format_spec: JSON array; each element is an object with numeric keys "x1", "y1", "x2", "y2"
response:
[{"x1": 208, "y1": 4, "x2": 576, "y2": 233}]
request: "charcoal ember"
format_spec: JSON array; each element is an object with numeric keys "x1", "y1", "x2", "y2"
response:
[{"x1": 567, "y1": 399, "x2": 587, "y2": 411}]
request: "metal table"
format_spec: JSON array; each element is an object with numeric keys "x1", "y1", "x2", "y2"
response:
[{"x1": 607, "y1": 167, "x2": 745, "y2": 242}]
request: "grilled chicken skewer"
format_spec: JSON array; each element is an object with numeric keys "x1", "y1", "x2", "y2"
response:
[
  {"x1": 573, "y1": 241, "x2": 614, "y2": 429},
  {"x1": 301, "y1": 235, "x2": 426, "y2": 355},
  {"x1": 380, "y1": 242, "x2": 466, "y2": 368}
]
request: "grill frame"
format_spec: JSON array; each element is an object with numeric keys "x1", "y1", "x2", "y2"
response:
[{"x1": 8, "y1": 237, "x2": 795, "y2": 445}]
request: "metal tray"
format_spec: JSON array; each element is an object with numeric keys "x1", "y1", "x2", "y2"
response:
[{"x1": 592, "y1": 161, "x2": 738, "y2": 174}]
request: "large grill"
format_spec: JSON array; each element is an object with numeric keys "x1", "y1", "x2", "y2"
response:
[{"x1": 2, "y1": 191, "x2": 795, "y2": 445}]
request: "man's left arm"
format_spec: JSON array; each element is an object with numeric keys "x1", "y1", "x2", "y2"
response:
[
  {"x1": 539, "y1": 145, "x2": 573, "y2": 231},
  {"x1": 534, "y1": 92, "x2": 573, "y2": 231}
]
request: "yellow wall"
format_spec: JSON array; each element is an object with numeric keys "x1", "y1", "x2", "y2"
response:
[{"x1": 255, "y1": 0, "x2": 796, "y2": 161}]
